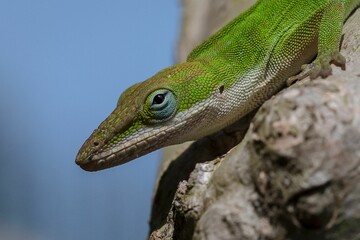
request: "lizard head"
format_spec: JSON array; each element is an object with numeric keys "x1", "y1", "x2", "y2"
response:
[{"x1": 75, "y1": 61, "x2": 221, "y2": 171}]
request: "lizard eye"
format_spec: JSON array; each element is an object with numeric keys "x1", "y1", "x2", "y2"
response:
[
  {"x1": 152, "y1": 94, "x2": 166, "y2": 105},
  {"x1": 146, "y1": 89, "x2": 177, "y2": 122}
]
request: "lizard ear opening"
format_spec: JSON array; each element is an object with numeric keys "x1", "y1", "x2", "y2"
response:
[{"x1": 219, "y1": 85, "x2": 224, "y2": 94}]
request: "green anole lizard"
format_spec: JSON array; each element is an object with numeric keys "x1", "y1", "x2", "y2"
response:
[{"x1": 76, "y1": 0, "x2": 360, "y2": 171}]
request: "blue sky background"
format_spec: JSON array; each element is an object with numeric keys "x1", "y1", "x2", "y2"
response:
[{"x1": 0, "y1": 1, "x2": 179, "y2": 239}]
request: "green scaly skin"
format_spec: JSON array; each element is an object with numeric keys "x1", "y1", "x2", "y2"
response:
[{"x1": 76, "y1": 0, "x2": 360, "y2": 171}]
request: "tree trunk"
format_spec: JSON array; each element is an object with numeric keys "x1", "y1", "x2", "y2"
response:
[{"x1": 149, "y1": 1, "x2": 360, "y2": 239}]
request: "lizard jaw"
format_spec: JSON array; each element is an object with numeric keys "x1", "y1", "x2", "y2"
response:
[
  {"x1": 75, "y1": 99, "x2": 215, "y2": 171},
  {"x1": 76, "y1": 129, "x2": 169, "y2": 171}
]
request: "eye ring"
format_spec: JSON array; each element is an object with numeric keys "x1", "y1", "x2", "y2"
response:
[{"x1": 146, "y1": 89, "x2": 177, "y2": 123}]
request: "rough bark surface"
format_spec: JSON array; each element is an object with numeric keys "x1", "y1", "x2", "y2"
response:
[{"x1": 149, "y1": 1, "x2": 360, "y2": 239}]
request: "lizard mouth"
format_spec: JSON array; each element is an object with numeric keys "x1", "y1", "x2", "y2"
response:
[
  {"x1": 76, "y1": 152, "x2": 130, "y2": 172},
  {"x1": 75, "y1": 154, "x2": 100, "y2": 171},
  {"x1": 75, "y1": 141, "x2": 155, "y2": 171},
  {"x1": 76, "y1": 155, "x2": 97, "y2": 171}
]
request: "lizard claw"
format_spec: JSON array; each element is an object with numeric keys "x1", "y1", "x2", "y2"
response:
[
  {"x1": 287, "y1": 63, "x2": 314, "y2": 86},
  {"x1": 331, "y1": 51, "x2": 346, "y2": 70},
  {"x1": 287, "y1": 51, "x2": 346, "y2": 86}
]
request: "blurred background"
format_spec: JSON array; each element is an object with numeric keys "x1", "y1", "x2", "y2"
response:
[{"x1": 0, "y1": 0, "x2": 179, "y2": 239}]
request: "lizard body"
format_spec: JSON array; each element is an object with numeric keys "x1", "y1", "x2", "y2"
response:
[{"x1": 76, "y1": 0, "x2": 360, "y2": 171}]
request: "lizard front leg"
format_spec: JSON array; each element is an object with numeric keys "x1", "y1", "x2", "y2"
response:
[{"x1": 288, "y1": 0, "x2": 347, "y2": 84}]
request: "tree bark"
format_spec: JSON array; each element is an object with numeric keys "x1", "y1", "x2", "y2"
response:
[{"x1": 149, "y1": 1, "x2": 360, "y2": 239}]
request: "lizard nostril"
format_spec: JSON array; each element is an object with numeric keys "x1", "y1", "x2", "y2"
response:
[{"x1": 93, "y1": 141, "x2": 99, "y2": 147}]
